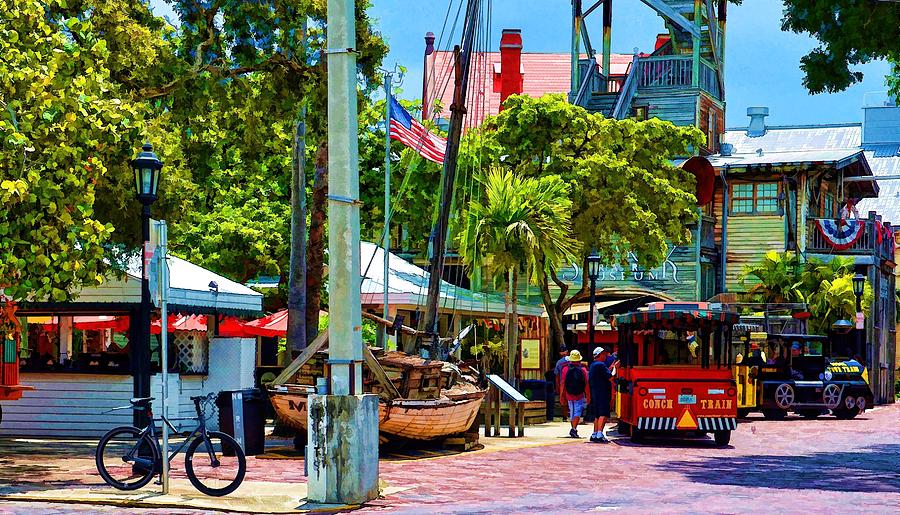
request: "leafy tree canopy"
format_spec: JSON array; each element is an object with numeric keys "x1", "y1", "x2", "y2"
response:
[
  {"x1": 781, "y1": 0, "x2": 900, "y2": 95},
  {"x1": 0, "y1": 0, "x2": 145, "y2": 301}
]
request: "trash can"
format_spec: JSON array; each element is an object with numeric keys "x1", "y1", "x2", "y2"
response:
[
  {"x1": 216, "y1": 388, "x2": 267, "y2": 456},
  {"x1": 520, "y1": 380, "x2": 548, "y2": 401}
]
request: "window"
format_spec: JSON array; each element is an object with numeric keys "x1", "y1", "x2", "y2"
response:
[
  {"x1": 822, "y1": 192, "x2": 836, "y2": 218},
  {"x1": 633, "y1": 105, "x2": 649, "y2": 120},
  {"x1": 730, "y1": 182, "x2": 781, "y2": 215},
  {"x1": 708, "y1": 112, "x2": 719, "y2": 151}
]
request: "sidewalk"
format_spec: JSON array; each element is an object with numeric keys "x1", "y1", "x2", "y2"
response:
[{"x1": 0, "y1": 421, "x2": 579, "y2": 513}]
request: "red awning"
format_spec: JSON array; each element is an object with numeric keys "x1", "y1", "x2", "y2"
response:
[
  {"x1": 242, "y1": 309, "x2": 288, "y2": 338},
  {"x1": 218, "y1": 316, "x2": 254, "y2": 338},
  {"x1": 42, "y1": 316, "x2": 129, "y2": 333}
]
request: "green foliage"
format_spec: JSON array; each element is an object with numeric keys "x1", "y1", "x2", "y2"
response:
[
  {"x1": 781, "y1": 0, "x2": 900, "y2": 96},
  {"x1": 316, "y1": 311, "x2": 377, "y2": 346},
  {"x1": 468, "y1": 336, "x2": 505, "y2": 375},
  {"x1": 456, "y1": 168, "x2": 578, "y2": 287},
  {"x1": 1, "y1": 0, "x2": 390, "y2": 305},
  {"x1": 461, "y1": 94, "x2": 702, "y2": 271},
  {"x1": 0, "y1": 0, "x2": 145, "y2": 302},
  {"x1": 741, "y1": 251, "x2": 873, "y2": 335}
]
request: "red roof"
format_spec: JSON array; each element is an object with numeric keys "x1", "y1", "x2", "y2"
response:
[{"x1": 426, "y1": 51, "x2": 632, "y2": 127}]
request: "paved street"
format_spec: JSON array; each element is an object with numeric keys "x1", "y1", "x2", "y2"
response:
[{"x1": 1, "y1": 404, "x2": 898, "y2": 514}]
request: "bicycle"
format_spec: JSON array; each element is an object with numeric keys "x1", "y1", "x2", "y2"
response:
[{"x1": 95, "y1": 393, "x2": 247, "y2": 497}]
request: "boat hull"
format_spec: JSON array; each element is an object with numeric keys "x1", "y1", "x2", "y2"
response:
[{"x1": 268, "y1": 387, "x2": 484, "y2": 440}]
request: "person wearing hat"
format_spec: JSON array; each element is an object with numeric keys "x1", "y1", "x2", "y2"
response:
[
  {"x1": 588, "y1": 346, "x2": 617, "y2": 443},
  {"x1": 559, "y1": 349, "x2": 590, "y2": 438},
  {"x1": 551, "y1": 344, "x2": 570, "y2": 421}
]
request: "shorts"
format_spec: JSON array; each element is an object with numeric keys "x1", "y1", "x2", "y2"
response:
[
  {"x1": 589, "y1": 397, "x2": 611, "y2": 418},
  {"x1": 567, "y1": 398, "x2": 586, "y2": 418}
]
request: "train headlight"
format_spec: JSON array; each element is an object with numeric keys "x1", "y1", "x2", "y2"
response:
[{"x1": 824, "y1": 370, "x2": 833, "y2": 381}]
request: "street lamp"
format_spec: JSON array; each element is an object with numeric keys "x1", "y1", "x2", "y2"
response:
[
  {"x1": 852, "y1": 273, "x2": 865, "y2": 362},
  {"x1": 586, "y1": 252, "x2": 602, "y2": 351},
  {"x1": 131, "y1": 143, "x2": 162, "y2": 427}
]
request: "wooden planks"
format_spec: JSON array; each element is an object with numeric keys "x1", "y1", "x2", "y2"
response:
[{"x1": 270, "y1": 331, "x2": 328, "y2": 386}]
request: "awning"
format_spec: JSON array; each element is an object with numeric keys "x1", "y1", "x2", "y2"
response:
[
  {"x1": 242, "y1": 310, "x2": 288, "y2": 338},
  {"x1": 616, "y1": 308, "x2": 740, "y2": 326},
  {"x1": 544, "y1": 298, "x2": 635, "y2": 318}
]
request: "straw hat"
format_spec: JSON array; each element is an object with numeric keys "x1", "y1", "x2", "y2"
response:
[{"x1": 567, "y1": 350, "x2": 583, "y2": 362}]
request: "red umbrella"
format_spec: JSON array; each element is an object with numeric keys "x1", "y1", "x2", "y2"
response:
[
  {"x1": 151, "y1": 314, "x2": 207, "y2": 334},
  {"x1": 242, "y1": 309, "x2": 288, "y2": 338}
]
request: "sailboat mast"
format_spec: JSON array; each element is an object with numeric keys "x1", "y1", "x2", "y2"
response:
[{"x1": 421, "y1": 0, "x2": 482, "y2": 359}]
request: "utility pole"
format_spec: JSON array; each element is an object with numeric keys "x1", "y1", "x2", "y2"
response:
[
  {"x1": 307, "y1": 0, "x2": 379, "y2": 504},
  {"x1": 287, "y1": 21, "x2": 309, "y2": 354},
  {"x1": 421, "y1": 0, "x2": 482, "y2": 360}
]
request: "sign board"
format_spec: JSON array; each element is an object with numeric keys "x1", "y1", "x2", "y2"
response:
[
  {"x1": 856, "y1": 312, "x2": 865, "y2": 330},
  {"x1": 520, "y1": 339, "x2": 541, "y2": 370},
  {"x1": 487, "y1": 374, "x2": 528, "y2": 402}
]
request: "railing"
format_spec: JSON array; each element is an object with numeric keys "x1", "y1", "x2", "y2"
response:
[
  {"x1": 806, "y1": 217, "x2": 895, "y2": 261},
  {"x1": 611, "y1": 54, "x2": 639, "y2": 120},
  {"x1": 634, "y1": 55, "x2": 721, "y2": 99}
]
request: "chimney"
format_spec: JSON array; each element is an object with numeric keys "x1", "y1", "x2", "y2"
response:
[
  {"x1": 499, "y1": 29, "x2": 523, "y2": 109},
  {"x1": 746, "y1": 106, "x2": 769, "y2": 137},
  {"x1": 422, "y1": 32, "x2": 436, "y2": 121}
]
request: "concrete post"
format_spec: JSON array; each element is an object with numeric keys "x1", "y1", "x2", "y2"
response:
[{"x1": 307, "y1": 0, "x2": 379, "y2": 504}]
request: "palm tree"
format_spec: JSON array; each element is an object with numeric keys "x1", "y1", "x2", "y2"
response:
[{"x1": 457, "y1": 169, "x2": 579, "y2": 383}]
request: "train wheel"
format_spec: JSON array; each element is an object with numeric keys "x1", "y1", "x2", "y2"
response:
[
  {"x1": 736, "y1": 408, "x2": 751, "y2": 419},
  {"x1": 774, "y1": 384, "x2": 795, "y2": 410},
  {"x1": 713, "y1": 430, "x2": 731, "y2": 447},
  {"x1": 822, "y1": 384, "x2": 842, "y2": 409},
  {"x1": 630, "y1": 427, "x2": 645, "y2": 444},
  {"x1": 762, "y1": 409, "x2": 787, "y2": 420},
  {"x1": 833, "y1": 407, "x2": 860, "y2": 420}
]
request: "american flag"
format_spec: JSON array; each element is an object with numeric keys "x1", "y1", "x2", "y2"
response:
[{"x1": 389, "y1": 96, "x2": 446, "y2": 164}]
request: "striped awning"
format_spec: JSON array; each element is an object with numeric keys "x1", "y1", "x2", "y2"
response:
[{"x1": 616, "y1": 309, "x2": 740, "y2": 326}]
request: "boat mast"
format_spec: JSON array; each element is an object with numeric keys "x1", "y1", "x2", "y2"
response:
[{"x1": 421, "y1": 0, "x2": 482, "y2": 360}]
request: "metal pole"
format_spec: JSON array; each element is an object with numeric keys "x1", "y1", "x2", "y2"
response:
[
  {"x1": 383, "y1": 71, "x2": 392, "y2": 348},
  {"x1": 156, "y1": 221, "x2": 170, "y2": 494},
  {"x1": 135, "y1": 203, "x2": 152, "y2": 428},
  {"x1": 602, "y1": 0, "x2": 611, "y2": 86},
  {"x1": 589, "y1": 275, "x2": 596, "y2": 350},
  {"x1": 570, "y1": 0, "x2": 582, "y2": 99},
  {"x1": 856, "y1": 292, "x2": 863, "y2": 360},
  {"x1": 327, "y1": 0, "x2": 363, "y2": 396}
]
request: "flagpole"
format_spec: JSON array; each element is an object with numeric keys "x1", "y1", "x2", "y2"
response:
[{"x1": 383, "y1": 70, "x2": 392, "y2": 349}]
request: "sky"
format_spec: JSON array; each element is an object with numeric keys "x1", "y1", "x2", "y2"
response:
[{"x1": 149, "y1": 0, "x2": 891, "y2": 128}]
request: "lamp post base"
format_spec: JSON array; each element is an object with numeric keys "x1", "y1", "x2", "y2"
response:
[{"x1": 307, "y1": 394, "x2": 379, "y2": 504}]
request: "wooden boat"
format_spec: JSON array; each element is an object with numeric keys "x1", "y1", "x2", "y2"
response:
[
  {"x1": 266, "y1": 331, "x2": 485, "y2": 441},
  {"x1": 268, "y1": 383, "x2": 484, "y2": 440}
]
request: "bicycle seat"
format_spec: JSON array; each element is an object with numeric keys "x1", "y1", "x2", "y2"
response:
[{"x1": 130, "y1": 397, "x2": 155, "y2": 405}]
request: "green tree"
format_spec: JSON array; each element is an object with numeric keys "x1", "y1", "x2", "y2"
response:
[
  {"x1": 457, "y1": 168, "x2": 578, "y2": 381},
  {"x1": 781, "y1": 0, "x2": 900, "y2": 96},
  {"x1": 741, "y1": 252, "x2": 873, "y2": 335},
  {"x1": 0, "y1": 0, "x2": 145, "y2": 302},
  {"x1": 740, "y1": 250, "x2": 804, "y2": 303},
  {"x1": 459, "y1": 94, "x2": 704, "y2": 352}
]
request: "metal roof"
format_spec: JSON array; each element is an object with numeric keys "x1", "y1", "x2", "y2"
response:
[
  {"x1": 722, "y1": 124, "x2": 862, "y2": 153},
  {"x1": 858, "y1": 150, "x2": 900, "y2": 224},
  {"x1": 707, "y1": 148, "x2": 868, "y2": 170},
  {"x1": 359, "y1": 242, "x2": 543, "y2": 317}
]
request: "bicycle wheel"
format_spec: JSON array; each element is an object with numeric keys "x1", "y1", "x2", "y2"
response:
[
  {"x1": 96, "y1": 426, "x2": 159, "y2": 491},
  {"x1": 184, "y1": 431, "x2": 246, "y2": 496}
]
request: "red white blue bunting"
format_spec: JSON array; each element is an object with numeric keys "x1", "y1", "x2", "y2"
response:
[{"x1": 816, "y1": 218, "x2": 864, "y2": 250}]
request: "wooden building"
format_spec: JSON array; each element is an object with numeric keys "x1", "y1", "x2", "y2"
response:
[{"x1": 1, "y1": 256, "x2": 262, "y2": 437}]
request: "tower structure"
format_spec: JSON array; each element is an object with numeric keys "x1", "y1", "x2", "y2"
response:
[{"x1": 571, "y1": 0, "x2": 726, "y2": 154}]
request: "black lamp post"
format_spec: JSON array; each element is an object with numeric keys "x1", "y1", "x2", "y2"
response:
[
  {"x1": 587, "y1": 252, "x2": 602, "y2": 351},
  {"x1": 131, "y1": 143, "x2": 162, "y2": 427},
  {"x1": 852, "y1": 273, "x2": 866, "y2": 361}
]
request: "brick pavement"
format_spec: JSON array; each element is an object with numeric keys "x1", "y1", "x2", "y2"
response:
[{"x1": 0, "y1": 404, "x2": 897, "y2": 514}]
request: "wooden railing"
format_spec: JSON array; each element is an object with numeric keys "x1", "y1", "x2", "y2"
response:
[
  {"x1": 806, "y1": 217, "x2": 895, "y2": 261},
  {"x1": 634, "y1": 56, "x2": 721, "y2": 99}
]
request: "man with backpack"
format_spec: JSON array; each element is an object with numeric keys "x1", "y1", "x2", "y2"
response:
[{"x1": 558, "y1": 349, "x2": 590, "y2": 438}]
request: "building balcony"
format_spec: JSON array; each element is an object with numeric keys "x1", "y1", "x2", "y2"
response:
[{"x1": 806, "y1": 215, "x2": 895, "y2": 262}]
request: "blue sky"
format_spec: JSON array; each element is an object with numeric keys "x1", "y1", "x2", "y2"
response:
[{"x1": 149, "y1": 0, "x2": 890, "y2": 127}]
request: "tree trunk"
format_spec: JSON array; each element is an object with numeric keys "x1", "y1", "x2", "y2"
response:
[
  {"x1": 507, "y1": 269, "x2": 520, "y2": 386},
  {"x1": 287, "y1": 117, "x2": 308, "y2": 354},
  {"x1": 306, "y1": 142, "x2": 328, "y2": 344}
]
